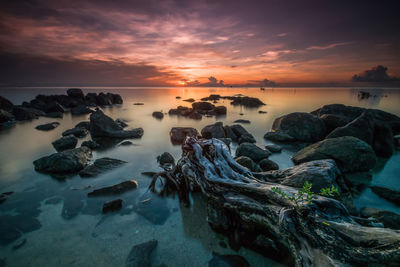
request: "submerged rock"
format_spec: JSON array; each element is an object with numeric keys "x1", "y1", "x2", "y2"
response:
[
  {"x1": 236, "y1": 142, "x2": 271, "y2": 162},
  {"x1": 170, "y1": 127, "x2": 199, "y2": 144},
  {"x1": 292, "y1": 136, "x2": 377, "y2": 173},
  {"x1": 88, "y1": 180, "x2": 138, "y2": 196},
  {"x1": 89, "y1": 110, "x2": 143, "y2": 139},
  {"x1": 102, "y1": 199, "x2": 123, "y2": 213},
  {"x1": 271, "y1": 112, "x2": 326, "y2": 142},
  {"x1": 79, "y1": 157, "x2": 127, "y2": 177},
  {"x1": 134, "y1": 196, "x2": 170, "y2": 225},
  {"x1": 0, "y1": 215, "x2": 41, "y2": 245},
  {"x1": 125, "y1": 240, "x2": 158, "y2": 267},
  {"x1": 52, "y1": 135, "x2": 78, "y2": 152},
  {"x1": 370, "y1": 186, "x2": 400, "y2": 205},
  {"x1": 360, "y1": 207, "x2": 400, "y2": 230},
  {"x1": 208, "y1": 252, "x2": 250, "y2": 267},
  {"x1": 33, "y1": 147, "x2": 92, "y2": 174},
  {"x1": 62, "y1": 127, "x2": 88, "y2": 138},
  {"x1": 183, "y1": 98, "x2": 195, "y2": 102},
  {"x1": 35, "y1": 122, "x2": 60, "y2": 131}
]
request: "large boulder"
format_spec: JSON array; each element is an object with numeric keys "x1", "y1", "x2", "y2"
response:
[
  {"x1": 319, "y1": 114, "x2": 350, "y2": 133},
  {"x1": 169, "y1": 127, "x2": 199, "y2": 144},
  {"x1": 52, "y1": 135, "x2": 78, "y2": 152},
  {"x1": 271, "y1": 112, "x2": 326, "y2": 142},
  {"x1": 313, "y1": 104, "x2": 364, "y2": 122},
  {"x1": 0, "y1": 96, "x2": 14, "y2": 111},
  {"x1": 258, "y1": 160, "x2": 341, "y2": 193},
  {"x1": 214, "y1": 106, "x2": 227, "y2": 115},
  {"x1": 67, "y1": 88, "x2": 85, "y2": 100},
  {"x1": 201, "y1": 122, "x2": 226, "y2": 139},
  {"x1": 96, "y1": 93, "x2": 113, "y2": 106},
  {"x1": 89, "y1": 109, "x2": 143, "y2": 139},
  {"x1": 236, "y1": 142, "x2": 271, "y2": 162},
  {"x1": 79, "y1": 157, "x2": 126, "y2": 177},
  {"x1": 33, "y1": 147, "x2": 92, "y2": 174},
  {"x1": 292, "y1": 136, "x2": 376, "y2": 173}
]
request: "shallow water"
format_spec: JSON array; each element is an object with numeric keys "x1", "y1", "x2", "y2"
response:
[{"x1": 0, "y1": 87, "x2": 399, "y2": 266}]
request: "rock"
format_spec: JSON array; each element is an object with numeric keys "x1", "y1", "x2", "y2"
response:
[
  {"x1": 133, "y1": 102, "x2": 144, "y2": 105},
  {"x1": 192, "y1": 102, "x2": 215, "y2": 111},
  {"x1": 235, "y1": 156, "x2": 262, "y2": 172},
  {"x1": 188, "y1": 111, "x2": 202, "y2": 120},
  {"x1": 125, "y1": 240, "x2": 158, "y2": 267},
  {"x1": 0, "y1": 192, "x2": 13, "y2": 205},
  {"x1": 45, "y1": 112, "x2": 63, "y2": 118},
  {"x1": 152, "y1": 111, "x2": 164, "y2": 119},
  {"x1": 79, "y1": 157, "x2": 127, "y2": 177},
  {"x1": 52, "y1": 135, "x2": 78, "y2": 152},
  {"x1": 108, "y1": 93, "x2": 123, "y2": 104},
  {"x1": 81, "y1": 140, "x2": 99, "y2": 149},
  {"x1": 214, "y1": 106, "x2": 227, "y2": 115},
  {"x1": 33, "y1": 147, "x2": 92, "y2": 174},
  {"x1": 230, "y1": 96, "x2": 265, "y2": 107},
  {"x1": 0, "y1": 96, "x2": 14, "y2": 111},
  {"x1": 0, "y1": 109, "x2": 14, "y2": 123},
  {"x1": 97, "y1": 93, "x2": 113, "y2": 106},
  {"x1": 343, "y1": 172, "x2": 372, "y2": 194},
  {"x1": 258, "y1": 159, "x2": 279, "y2": 171},
  {"x1": 88, "y1": 180, "x2": 138, "y2": 196},
  {"x1": 264, "y1": 131, "x2": 295, "y2": 142},
  {"x1": 313, "y1": 104, "x2": 364, "y2": 122},
  {"x1": 234, "y1": 119, "x2": 250, "y2": 124},
  {"x1": 183, "y1": 98, "x2": 195, "y2": 102},
  {"x1": 35, "y1": 122, "x2": 60, "y2": 131},
  {"x1": 395, "y1": 135, "x2": 400, "y2": 146},
  {"x1": 67, "y1": 88, "x2": 85, "y2": 100},
  {"x1": 201, "y1": 94, "x2": 221, "y2": 101},
  {"x1": 326, "y1": 111, "x2": 375, "y2": 145},
  {"x1": 84, "y1": 93, "x2": 98, "y2": 105},
  {"x1": 320, "y1": 114, "x2": 349, "y2": 133},
  {"x1": 115, "y1": 119, "x2": 128, "y2": 128},
  {"x1": 62, "y1": 193, "x2": 84, "y2": 219},
  {"x1": 12, "y1": 106, "x2": 45, "y2": 120},
  {"x1": 0, "y1": 215, "x2": 41, "y2": 245},
  {"x1": 218, "y1": 138, "x2": 232, "y2": 147},
  {"x1": 201, "y1": 122, "x2": 226, "y2": 139},
  {"x1": 170, "y1": 127, "x2": 199, "y2": 144},
  {"x1": 238, "y1": 133, "x2": 256, "y2": 144},
  {"x1": 119, "y1": 141, "x2": 133, "y2": 146},
  {"x1": 102, "y1": 199, "x2": 122, "y2": 213},
  {"x1": 292, "y1": 136, "x2": 377, "y2": 173},
  {"x1": 236, "y1": 143, "x2": 271, "y2": 162},
  {"x1": 230, "y1": 124, "x2": 251, "y2": 138},
  {"x1": 271, "y1": 112, "x2": 326, "y2": 142},
  {"x1": 360, "y1": 207, "x2": 400, "y2": 230},
  {"x1": 372, "y1": 122, "x2": 394, "y2": 157},
  {"x1": 71, "y1": 105, "x2": 93, "y2": 115},
  {"x1": 265, "y1": 144, "x2": 282, "y2": 153},
  {"x1": 89, "y1": 110, "x2": 143, "y2": 139},
  {"x1": 370, "y1": 186, "x2": 400, "y2": 205},
  {"x1": 176, "y1": 96, "x2": 181, "y2": 99},
  {"x1": 75, "y1": 121, "x2": 90, "y2": 130},
  {"x1": 62, "y1": 127, "x2": 88, "y2": 138},
  {"x1": 258, "y1": 159, "x2": 341, "y2": 193},
  {"x1": 44, "y1": 102, "x2": 65, "y2": 113},
  {"x1": 258, "y1": 110, "x2": 267, "y2": 114},
  {"x1": 224, "y1": 126, "x2": 237, "y2": 142},
  {"x1": 208, "y1": 252, "x2": 250, "y2": 267},
  {"x1": 157, "y1": 152, "x2": 175, "y2": 166}
]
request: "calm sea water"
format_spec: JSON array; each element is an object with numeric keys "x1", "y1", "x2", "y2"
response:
[{"x1": 0, "y1": 87, "x2": 399, "y2": 266}]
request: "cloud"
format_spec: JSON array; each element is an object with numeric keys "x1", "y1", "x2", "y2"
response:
[
  {"x1": 306, "y1": 42, "x2": 352, "y2": 50},
  {"x1": 246, "y1": 78, "x2": 276, "y2": 87},
  {"x1": 352, "y1": 65, "x2": 399, "y2": 82}
]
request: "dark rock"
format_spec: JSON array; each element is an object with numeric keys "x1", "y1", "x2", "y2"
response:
[
  {"x1": 170, "y1": 127, "x2": 199, "y2": 144},
  {"x1": 265, "y1": 144, "x2": 282, "y2": 153},
  {"x1": 85, "y1": 93, "x2": 98, "y2": 105},
  {"x1": 133, "y1": 102, "x2": 144, "y2": 105},
  {"x1": 201, "y1": 94, "x2": 221, "y2": 101},
  {"x1": 370, "y1": 186, "x2": 400, "y2": 205},
  {"x1": 236, "y1": 143, "x2": 271, "y2": 162},
  {"x1": 152, "y1": 111, "x2": 164, "y2": 119},
  {"x1": 372, "y1": 122, "x2": 394, "y2": 157},
  {"x1": 360, "y1": 207, "x2": 400, "y2": 230},
  {"x1": 71, "y1": 105, "x2": 93, "y2": 115},
  {"x1": 292, "y1": 136, "x2": 377, "y2": 173},
  {"x1": 264, "y1": 131, "x2": 295, "y2": 142},
  {"x1": 97, "y1": 93, "x2": 113, "y2": 106},
  {"x1": 0, "y1": 109, "x2": 14, "y2": 124},
  {"x1": 119, "y1": 141, "x2": 133, "y2": 146},
  {"x1": 12, "y1": 106, "x2": 45, "y2": 120},
  {"x1": 0, "y1": 215, "x2": 41, "y2": 245},
  {"x1": 314, "y1": 104, "x2": 364, "y2": 122},
  {"x1": 125, "y1": 240, "x2": 158, "y2": 267},
  {"x1": 208, "y1": 252, "x2": 250, "y2": 267},
  {"x1": 61, "y1": 193, "x2": 85, "y2": 220},
  {"x1": 89, "y1": 110, "x2": 144, "y2": 139},
  {"x1": 12, "y1": 238, "x2": 26, "y2": 250},
  {"x1": 0, "y1": 96, "x2": 14, "y2": 111},
  {"x1": 230, "y1": 96, "x2": 265, "y2": 108},
  {"x1": 134, "y1": 196, "x2": 170, "y2": 224},
  {"x1": 234, "y1": 119, "x2": 250, "y2": 124},
  {"x1": 35, "y1": 122, "x2": 60, "y2": 131},
  {"x1": 52, "y1": 135, "x2": 78, "y2": 152},
  {"x1": 183, "y1": 98, "x2": 195, "y2": 102},
  {"x1": 115, "y1": 119, "x2": 128, "y2": 128},
  {"x1": 272, "y1": 112, "x2": 326, "y2": 142},
  {"x1": 192, "y1": 101, "x2": 215, "y2": 111},
  {"x1": 44, "y1": 102, "x2": 65, "y2": 113},
  {"x1": 218, "y1": 138, "x2": 232, "y2": 147},
  {"x1": 258, "y1": 110, "x2": 267, "y2": 114},
  {"x1": 188, "y1": 111, "x2": 202, "y2": 120},
  {"x1": 62, "y1": 127, "x2": 88, "y2": 138},
  {"x1": 67, "y1": 88, "x2": 85, "y2": 100},
  {"x1": 157, "y1": 152, "x2": 175, "y2": 166},
  {"x1": 102, "y1": 199, "x2": 123, "y2": 213},
  {"x1": 214, "y1": 106, "x2": 227, "y2": 115},
  {"x1": 33, "y1": 147, "x2": 92, "y2": 174},
  {"x1": 75, "y1": 121, "x2": 90, "y2": 130},
  {"x1": 108, "y1": 93, "x2": 123, "y2": 104},
  {"x1": 235, "y1": 156, "x2": 262, "y2": 172},
  {"x1": 258, "y1": 159, "x2": 279, "y2": 171},
  {"x1": 81, "y1": 140, "x2": 99, "y2": 149},
  {"x1": 320, "y1": 114, "x2": 349, "y2": 133},
  {"x1": 343, "y1": 172, "x2": 372, "y2": 194},
  {"x1": 88, "y1": 180, "x2": 138, "y2": 196},
  {"x1": 201, "y1": 122, "x2": 226, "y2": 139},
  {"x1": 238, "y1": 133, "x2": 256, "y2": 144},
  {"x1": 176, "y1": 96, "x2": 181, "y2": 99},
  {"x1": 224, "y1": 126, "x2": 237, "y2": 142},
  {"x1": 79, "y1": 157, "x2": 126, "y2": 177},
  {"x1": 45, "y1": 112, "x2": 63, "y2": 118}
]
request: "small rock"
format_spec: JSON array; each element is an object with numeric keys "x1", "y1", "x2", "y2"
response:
[
  {"x1": 67, "y1": 88, "x2": 85, "y2": 99},
  {"x1": 214, "y1": 106, "x2": 227, "y2": 115},
  {"x1": 35, "y1": 122, "x2": 60, "y2": 131},
  {"x1": 75, "y1": 121, "x2": 90, "y2": 130},
  {"x1": 238, "y1": 133, "x2": 256, "y2": 144},
  {"x1": 183, "y1": 98, "x2": 195, "y2": 102},
  {"x1": 152, "y1": 111, "x2": 164, "y2": 119},
  {"x1": 52, "y1": 135, "x2": 78, "y2": 152},
  {"x1": 170, "y1": 127, "x2": 199, "y2": 144},
  {"x1": 125, "y1": 240, "x2": 158, "y2": 267},
  {"x1": 102, "y1": 199, "x2": 122, "y2": 213},
  {"x1": 370, "y1": 186, "x2": 400, "y2": 205},
  {"x1": 258, "y1": 110, "x2": 267, "y2": 114},
  {"x1": 88, "y1": 180, "x2": 138, "y2": 196},
  {"x1": 71, "y1": 105, "x2": 93, "y2": 115},
  {"x1": 79, "y1": 157, "x2": 127, "y2": 177},
  {"x1": 258, "y1": 158, "x2": 279, "y2": 171},
  {"x1": 202, "y1": 122, "x2": 226, "y2": 139},
  {"x1": 264, "y1": 131, "x2": 295, "y2": 142},
  {"x1": 265, "y1": 144, "x2": 282, "y2": 153},
  {"x1": 119, "y1": 141, "x2": 133, "y2": 146},
  {"x1": 176, "y1": 96, "x2": 181, "y2": 99},
  {"x1": 81, "y1": 140, "x2": 99, "y2": 149},
  {"x1": 236, "y1": 143, "x2": 271, "y2": 162},
  {"x1": 235, "y1": 156, "x2": 262, "y2": 172},
  {"x1": 133, "y1": 103, "x2": 144, "y2": 105},
  {"x1": 234, "y1": 119, "x2": 250, "y2": 124},
  {"x1": 157, "y1": 152, "x2": 175, "y2": 166},
  {"x1": 62, "y1": 127, "x2": 88, "y2": 138}
]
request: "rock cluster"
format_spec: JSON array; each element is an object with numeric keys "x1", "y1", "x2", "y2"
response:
[{"x1": 168, "y1": 101, "x2": 227, "y2": 120}]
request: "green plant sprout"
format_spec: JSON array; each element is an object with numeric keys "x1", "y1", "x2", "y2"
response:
[
  {"x1": 320, "y1": 185, "x2": 340, "y2": 198},
  {"x1": 272, "y1": 181, "x2": 314, "y2": 206}
]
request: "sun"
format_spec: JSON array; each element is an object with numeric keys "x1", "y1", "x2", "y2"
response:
[{"x1": 178, "y1": 80, "x2": 186, "y2": 86}]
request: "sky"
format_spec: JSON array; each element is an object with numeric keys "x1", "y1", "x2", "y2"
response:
[{"x1": 0, "y1": 0, "x2": 399, "y2": 87}]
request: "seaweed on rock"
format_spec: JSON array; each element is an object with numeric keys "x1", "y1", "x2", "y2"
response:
[{"x1": 148, "y1": 137, "x2": 400, "y2": 266}]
